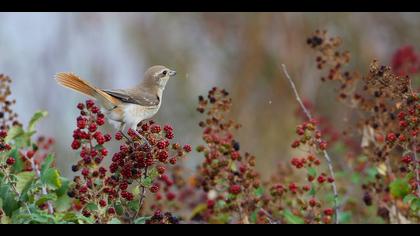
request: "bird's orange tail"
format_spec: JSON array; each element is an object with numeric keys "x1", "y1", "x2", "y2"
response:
[{"x1": 55, "y1": 72, "x2": 121, "y2": 110}]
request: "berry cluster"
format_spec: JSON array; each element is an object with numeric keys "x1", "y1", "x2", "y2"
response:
[
  {"x1": 105, "y1": 120, "x2": 191, "y2": 209},
  {"x1": 391, "y1": 45, "x2": 420, "y2": 77},
  {"x1": 308, "y1": 30, "x2": 420, "y2": 223},
  {"x1": 194, "y1": 87, "x2": 262, "y2": 223},
  {"x1": 67, "y1": 100, "x2": 113, "y2": 222},
  {"x1": 67, "y1": 99, "x2": 191, "y2": 223},
  {"x1": 0, "y1": 74, "x2": 21, "y2": 130},
  {"x1": 291, "y1": 119, "x2": 329, "y2": 151}
]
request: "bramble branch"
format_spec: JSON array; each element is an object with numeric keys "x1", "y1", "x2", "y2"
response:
[{"x1": 281, "y1": 64, "x2": 340, "y2": 224}]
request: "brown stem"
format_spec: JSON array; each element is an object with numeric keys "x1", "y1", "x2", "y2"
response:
[{"x1": 281, "y1": 64, "x2": 340, "y2": 224}]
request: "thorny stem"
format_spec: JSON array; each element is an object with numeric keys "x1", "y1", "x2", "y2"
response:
[{"x1": 281, "y1": 64, "x2": 340, "y2": 224}]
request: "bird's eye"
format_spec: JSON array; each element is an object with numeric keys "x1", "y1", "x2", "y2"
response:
[{"x1": 162, "y1": 70, "x2": 167, "y2": 76}]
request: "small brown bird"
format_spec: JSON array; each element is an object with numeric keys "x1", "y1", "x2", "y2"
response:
[{"x1": 55, "y1": 65, "x2": 176, "y2": 135}]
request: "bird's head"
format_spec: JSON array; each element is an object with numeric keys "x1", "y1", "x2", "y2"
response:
[{"x1": 143, "y1": 65, "x2": 176, "y2": 90}]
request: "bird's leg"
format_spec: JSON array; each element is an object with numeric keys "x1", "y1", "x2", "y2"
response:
[
  {"x1": 132, "y1": 128, "x2": 150, "y2": 149},
  {"x1": 119, "y1": 122, "x2": 132, "y2": 143}
]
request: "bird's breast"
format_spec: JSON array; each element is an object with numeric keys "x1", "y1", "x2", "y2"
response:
[{"x1": 122, "y1": 104, "x2": 160, "y2": 129}]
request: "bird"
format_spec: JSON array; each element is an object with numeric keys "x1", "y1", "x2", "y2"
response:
[{"x1": 55, "y1": 65, "x2": 176, "y2": 140}]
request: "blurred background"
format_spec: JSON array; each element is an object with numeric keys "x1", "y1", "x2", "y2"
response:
[{"x1": 0, "y1": 12, "x2": 419, "y2": 177}]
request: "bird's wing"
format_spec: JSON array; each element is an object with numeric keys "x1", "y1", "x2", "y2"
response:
[{"x1": 101, "y1": 89, "x2": 160, "y2": 107}]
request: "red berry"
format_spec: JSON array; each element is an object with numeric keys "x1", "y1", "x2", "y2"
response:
[
  {"x1": 81, "y1": 168, "x2": 90, "y2": 177},
  {"x1": 158, "y1": 151, "x2": 169, "y2": 162},
  {"x1": 166, "y1": 192, "x2": 176, "y2": 201},
  {"x1": 96, "y1": 117, "x2": 105, "y2": 126},
  {"x1": 71, "y1": 139, "x2": 81, "y2": 150},
  {"x1": 101, "y1": 148, "x2": 108, "y2": 156},
  {"x1": 319, "y1": 140, "x2": 328, "y2": 150},
  {"x1": 104, "y1": 134, "x2": 112, "y2": 142},
  {"x1": 317, "y1": 175, "x2": 326, "y2": 184},
  {"x1": 157, "y1": 140, "x2": 166, "y2": 149},
  {"x1": 230, "y1": 185, "x2": 241, "y2": 195},
  {"x1": 86, "y1": 99, "x2": 95, "y2": 109},
  {"x1": 164, "y1": 124, "x2": 173, "y2": 132},
  {"x1": 6, "y1": 157, "x2": 15, "y2": 165},
  {"x1": 157, "y1": 166, "x2": 166, "y2": 174},
  {"x1": 26, "y1": 150, "x2": 35, "y2": 159},
  {"x1": 91, "y1": 106, "x2": 100, "y2": 114},
  {"x1": 99, "y1": 199, "x2": 107, "y2": 207},
  {"x1": 115, "y1": 132, "x2": 123, "y2": 140},
  {"x1": 291, "y1": 140, "x2": 300, "y2": 148},
  {"x1": 324, "y1": 208, "x2": 334, "y2": 216},
  {"x1": 169, "y1": 157, "x2": 177, "y2": 165},
  {"x1": 183, "y1": 144, "x2": 192, "y2": 152},
  {"x1": 386, "y1": 133, "x2": 397, "y2": 142},
  {"x1": 165, "y1": 132, "x2": 174, "y2": 139},
  {"x1": 150, "y1": 184, "x2": 160, "y2": 193},
  {"x1": 309, "y1": 198, "x2": 317, "y2": 207},
  {"x1": 230, "y1": 151, "x2": 240, "y2": 160},
  {"x1": 207, "y1": 199, "x2": 215, "y2": 208},
  {"x1": 88, "y1": 123, "x2": 97, "y2": 133},
  {"x1": 150, "y1": 125, "x2": 161, "y2": 133},
  {"x1": 107, "y1": 207, "x2": 116, "y2": 214},
  {"x1": 77, "y1": 103, "x2": 85, "y2": 110}
]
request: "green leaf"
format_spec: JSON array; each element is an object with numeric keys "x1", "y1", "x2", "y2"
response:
[
  {"x1": 0, "y1": 184, "x2": 20, "y2": 216},
  {"x1": 15, "y1": 172, "x2": 35, "y2": 195},
  {"x1": 5, "y1": 125, "x2": 25, "y2": 143},
  {"x1": 128, "y1": 199, "x2": 140, "y2": 212},
  {"x1": 403, "y1": 194, "x2": 417, "y2": 204},
  {"x1": 41, "y1": 168, "x2": 62, "y2": 190},
  {"x1": 338, "y1": 211, "x2": 352, "y2": 224},
  {"x1": 253, "y1": 186, "x2": 264, "y2": 198},
  {"x1": 148, "y1": 167, "x2": 159, "y2": 179},
  {"x1": 410, "y1": 198, "x2": 420, "y2": 212},
  {"x1": 283, "y1": 210, "x2": 304, "y2": 224},
  {"x1": 134, "y1": 216, "x2": 151, "y2": 224},
  {"x1": 141, "y1": 177, "x2": 153, "y2": 188},
  {"x1": 190, "y1": 203, "x2": 207, "y2": 219},
  {"x1": 85, "y1": 202, "x2": 98, "y2": 211},
  {"x1": 55, "y1": 177, "x2": 70, "y2": 196},
  {"x1": 54, "y1": 194, "x2": 72, "y2": 213},
  {"x1": 41, "y1": 154, "x2": 54, "y2": 175},
  {"x1": 36, "y1": 193, "x2": 57, "y2": 206},
  {"x1": 108, "y1": 218, "x2": 122, "y2": 224},
  {"x1": 7, "y1": 148, "x2": 24, "y2": 172},
  {"x1": 307, "y1": 167, "x2": 317, "y2": 177},
  {"x1": 389, "y1": 178, "x2": 411, "y2": 198},
  {"x1": 351, "y1": 173, "x2": 361, "y2": 184},
  {"x1": 250, "y1": 210, "x2": 258, "y2": 224},
  {"x1": 28, "y1": 110, "x2": 48, "y2": 132},
  {"x1": 114, "y1": 202, "x2": 124, "y2": 215}
]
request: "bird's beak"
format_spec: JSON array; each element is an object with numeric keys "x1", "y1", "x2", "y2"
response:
[{"x1": 169, "y1": 70, "x2": 176, "y2": 77}]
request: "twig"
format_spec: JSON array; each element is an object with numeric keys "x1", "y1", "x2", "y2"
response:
[
  {"x1": 135, "y1": 166, "x2": 148, "y2": 219},
  {"x1": 281, "y1": 64, "x2": 340, "y2": 224},
  {"x1": 259, "y1": 208, "x2": 279, "y2": 224},
  {"x1": 28, "y1": 158, "x2": 54, "y2": 214}
]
